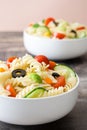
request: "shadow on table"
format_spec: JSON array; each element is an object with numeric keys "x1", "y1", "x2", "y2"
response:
[
  {"x1": 0, "y1": 115, "x2": 74, "y2": 130},
  {"x1": 54, "y1": 54, "x2": 87, "y2": 64}
]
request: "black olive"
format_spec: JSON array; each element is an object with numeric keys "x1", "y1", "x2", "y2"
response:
[
  {"x1": 52, "y1": 72, "x2": 60, "y2": 78},
  {"x1": 12, "y1": 69, "x2": 26, "y2": 78},
  {"x1": 53, "y1": 21, "x2": 59, "y2": 26},
  {"x1": 70, "y1": 30, "x2": 77, "y2": 37}
]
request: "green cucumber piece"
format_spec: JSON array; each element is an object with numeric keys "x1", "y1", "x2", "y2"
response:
[
  {"x1": 36, "y1": 26, "x2": 51, "y2": 35},
  {"x1": 77, "y1": 30, "x2": 87, "y2": 38},
  {"x1": 42, "y1": 19, "x2": 45, "y2": 23},
  {"x1": 57, "y1": 21, "x2": 69, "y2": 32},
  {"x1": 28, "y1": 73, "x2": 42, "y2": 83},
  {"x1": 33, "y1": 23, "x2": 40, "y2": 28},
  {"x1": 24, "y1": 87, "x2": 47, "y2": 98},
  {"x1": 54, "y1": 64, "x2": 76, "y2": 79}
]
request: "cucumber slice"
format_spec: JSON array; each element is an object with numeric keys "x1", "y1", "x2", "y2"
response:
[
  {"x1": 33, "y1": 23, "x2": 40, "y2": 28},
  {"x1": 28, "y1": 73, "x2": 42, "y2": 83},
  {"x1": 36, "y1": 26, "x2": 51, "y2": 36},
  {"x1": 24, "y1": 87, "x2": 47, "y2": 98},
  {"x1": 54, "y1": 64, "x2": 76, "y2": 79},
  {"x1": 54, "y1": 64, "x2": 77, "y2": 88},
  {"x1": 56, "y1": 21, "x2": 69, "y2": 32},
  {"x1": 77, "y1": 30, "x2": 87, "y2": 38}
]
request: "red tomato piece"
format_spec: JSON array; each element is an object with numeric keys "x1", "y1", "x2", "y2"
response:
[
  {"x1": 76, "y1": 26, "x2": 85, "y2": 30},
  {"x1": 48, "y1": 61, "x2": 56, "y2": 70},
  {"x1": 35, "y1": 55, "x2": 49, "y2": 65},
  {"x1": 6, "y1": 56, "x2": 17, "y2": 68},
  {"x1": 53, "y1": 76, "x2": 66, "y2": 88},
  {"x1": 45, "y1": 17, "x2": 55, "y2": 26},
  {"x1": 55, "y1": 33, "x2": 66, "y2": 39},
  {"x1": 5, "y1": 84, "x2": 16, "y2": 97}
]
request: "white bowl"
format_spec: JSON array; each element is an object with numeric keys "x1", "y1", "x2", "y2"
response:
[
  {"x1": 0, "y1": 75, "x2": 79, "y2": 125},
  {"x1": 23, "y1": 31, "x2": 87, "y2": 60}
]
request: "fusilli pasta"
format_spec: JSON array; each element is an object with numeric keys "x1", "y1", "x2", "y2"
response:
[{"x1": 0, "y1": 54, "x2": 77, "y2": 98}]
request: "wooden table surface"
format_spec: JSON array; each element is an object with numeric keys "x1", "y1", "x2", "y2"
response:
[{"x1": 0, "y1": 32, "x2": 87, "y2": 130}]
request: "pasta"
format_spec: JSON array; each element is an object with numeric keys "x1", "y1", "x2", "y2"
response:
[
  {"x1": 16, "y1": 84, "x2": 36, "y2": 98},
  {"x1": 0, "y1": 86, "x2": 10, "y2": 96},
  {"x1": 0, "y1": 54, "x2": 77, "y2": 98},
  {"x1": 43, "y1": 87, "x2": 64, "y2": 97},
  {"x1": 10, "y1": 54, "x2": 42, "y2": 72}
]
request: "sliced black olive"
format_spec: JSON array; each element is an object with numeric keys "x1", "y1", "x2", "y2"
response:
[
  {"x1": 12, "y1": 69, "x2": 26, "y2": 78},
  {"x1": 53, "y1": 21, "x2": 59, "y2": 26},
  {"x1": 70, "y1": 30, "x2": 77, "y2": 37},
  {"x1": 52, "y1": 72, "x2": 60, "y2": 78}
]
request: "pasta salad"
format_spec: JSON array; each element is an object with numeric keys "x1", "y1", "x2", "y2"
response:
[
  {"x1": 0, "y1": 54, "x2": 77, "y2": 98},
  {"x1": 26, "y1": 17, "x2": 87, "y2": 39}
]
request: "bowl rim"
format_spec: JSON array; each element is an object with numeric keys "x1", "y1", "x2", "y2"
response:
[
  {"x1": 24, "y1": 30, "x2": 87, "y2": 42},
  {"x1": 0, "y1": 74, "x2": 79, "y2": 101}
]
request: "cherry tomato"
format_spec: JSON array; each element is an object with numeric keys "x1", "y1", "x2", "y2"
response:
[
  {"x1": 35, "y1": 55, "x2": 49, "y2": 65},
  {"x1": 48, "y1": 61, "x2": 56, "y2": 70},
  {"x1": 6, "y1": 56, "x2": 17, "y2": 68},
  {"x1": 53, "y1": 76, "x2": 66, "y2": 88},
  {"x1": 45, "y1": 17, "x2": 55, "y2": 26},
  {"x1": 54, "y1": 33, "x2": 66, "y2": 39},
  {"x1": 76, "y1": 26, "x2": 85, "y2": 30},
  {"x1": 5, "y1": 84, "x2": 16, "y2": 97}
]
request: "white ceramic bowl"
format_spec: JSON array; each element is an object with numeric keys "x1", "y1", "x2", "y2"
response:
[
  {"x1": 0, "y1": 75, "x2": 79, "y2": 125},
  {"x1": 23, "y1": 31, "x2": 87, "y2": 60}
]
